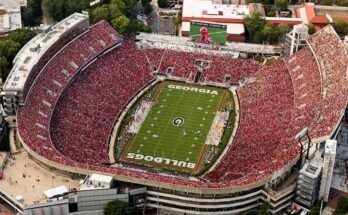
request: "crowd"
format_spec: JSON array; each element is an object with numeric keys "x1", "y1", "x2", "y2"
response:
[
  {"x1": 50, "y1": 42, "x2": 154, "y2": 165},
  {"x1": 283, "y1": 48, "x2": 321, "y2": 133},
  {"x1": 142, "y1": 48, "x2": 260, "y2": 84},
  {"x1": 17, "y1": 21, "x2": 122, "y2": 166},
  {"x1": 16, "y1": 25, "x2": 348, "y2": 189},
  {"x1": 204, "y1": 60, "x2": 300, "y2": 183},
  {"x1": 306, "y1": 26, "x2": 348, "y2": 139}
]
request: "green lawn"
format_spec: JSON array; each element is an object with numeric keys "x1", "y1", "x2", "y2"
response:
[
  {"x1": 190, "y1": 24, "x2": 227, "y2": 45},
  {"x1": 122, "y1": 82, "x2": 227, "y2": 173}
]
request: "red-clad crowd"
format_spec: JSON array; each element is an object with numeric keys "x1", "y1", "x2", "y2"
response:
[
  {"x1": 283, "y1": 48, "x2": 321, "y2": 133},
  {"x1": 17, "y1": 20, "x2": 122, "y2": 167},
  {"x1": 307, "y1": 26, "x2": 348, "y2": 138},
  {"x1": 143, "y1": 48, "x2": 261, "y2": 84},
  {"x1": 50, "y1": 42, "x2": 154, "y2": 165},
  {"x1": 204, "y1": 60, "x2": 300, "y2": 183}
]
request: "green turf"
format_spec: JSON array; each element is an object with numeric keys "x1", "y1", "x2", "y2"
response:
[
  {"x1": 190, "y1": 24, "x2": 227, "y2": 45},
  {"x1": 123, "y1": 82, "x2": 227, "y2": 173}
]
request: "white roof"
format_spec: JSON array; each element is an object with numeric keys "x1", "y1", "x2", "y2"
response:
[
  {"x1": 89, "y1": 174, "x2": 113, "y2": 183},
  {"x1": 3, "y1": 13, "x2": 89, "y2": 92},
  {"x1": 15, "y1": 195, "x2": 23, "y2": 201},
  {"x1": 183, "y1": 0, "x2": 250, "y2": 19},
  {"x1": 44, "y1": 185, "x2": 68, "y2": 199},
  {"x1": 0, "y1": 8, "x2": 22, "y2": 32},
  {"x1": 182, "y1": 22, "x2": 190, "y2": 32},
  {"x1": 0, "y1": 0, "x2": 27, "y2": 8},
  {"x1": 226, "y1": 23, "x2": 244, "y2": 34}
]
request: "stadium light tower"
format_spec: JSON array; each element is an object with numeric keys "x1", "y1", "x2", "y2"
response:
[{"x1": 295, "y1": 127, "x2": 312, "y2": 169}]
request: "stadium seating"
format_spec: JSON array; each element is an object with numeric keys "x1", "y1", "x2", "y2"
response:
[
  {"x1": 17, "y1": 21, "x2": 122, "y2": 166},
  {"x1": 143, "y1": 48, "x2": 261, "y2": 83},
  {"x1": 306, "y1": 26, "x2": 348, "y2": 139},
  {"x1": 50, "y1": 42, "x2": 155, "y2": 164},
  {"x1": 204, "y1": 60, "x2": 300, "y2": 183},
  {"x1": 17, "y1": 24, "x2": 348, "y2": 189},
  {"x1": 283, "y1": 48, "x2": 321, "y2": 133}
]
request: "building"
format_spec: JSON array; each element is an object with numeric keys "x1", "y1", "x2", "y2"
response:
[
  {"x1": 80, "y1": 174, "x2": 114, "y2": 190},
  {"x1": 296, "y1": 160, "x2": 323, "y2": 208},
  {"x1": 295, "y1": 3, "x2": 348, "y2": 30},
  {"x1": 181, "y1": 0, "x2": 303, "y2": 42},
  {"x1": 319, "y1": 140, "x2": 337, "y2": 202},
  {"x1": 0, "y1": 7, "x2": 22, "y2": 35},
  {"x1": 0, "y1": 0, "x2": 26, "y2": 35}
]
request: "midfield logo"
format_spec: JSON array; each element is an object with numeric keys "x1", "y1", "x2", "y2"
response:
[{"x1": 173, "y1": 117, "x2": 184, "y2": 126}]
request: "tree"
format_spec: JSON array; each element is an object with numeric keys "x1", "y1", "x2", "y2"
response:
[
  {"x1": 277, "y1": 23, "x2": 289, "y2": 34},
  {"x1": 253, "y1": 31, "x2": 264, "y2": 44},
  {"x1": 336, "y1": 0, "x2": 348, "y2": 6},
  {"x1": 103, "y1": 200, "x2": 129, "y2": 215},
  {"x1": 335, "y1": 197, "x2": 348, "y2": 215},
  {"x1": 266, "y1": 6, "x2": 276, "y2": 17},
  {"x1": 244, "y1": 13, "x2": 265, "y2": 43},
  {"x1": 320, "y1": 0, "x2": 333, "y2": 5},
  {"x1": 158, "y1": 0, "x2": 167, "y2": 8},
  {"x1": 111, "y1": 15, "x2": 130, "y2": 34},
  {"x1": 0, "y1": 40, "x2": 21, "y2": 61},
  {"x1": 111, "y1": 0, "x2": 127, "y2": 14},
  {"x1": 275, "y1": 0, "x2": 288, "y2": 11},
  {"x1": 333, "y1": 19, "x2": 348, "y2": 36},
  {"x1": 0, "y1": 40, "x2": 21, "y2": 81},
  {"x1": 0, "y1": 57, "x2": 11, "y2": 81},
  {"x1": 7, "y1": 29, "x2": 37, "y2": 46},
  {"x1": 22, "y1": 0, "x2": 43, "y2": 26},
  {"x1": 262, "y1": 23, "x2": 289, "y2": 44},
  {"x1": 0, "y1": 29, "x2": 36, "y2": 81},
  {"x1": 108, "y1": 2, "x2": 123, "y2": 20},
  {"x1": 91, "y1": 5, "x2": 110, "y2": 23},
  {"x1": 141, "y1": 0, "x2": 151, "y2": 7},
  {"x1": 125, "y1": 19, "x2": 151, "y2": 35},
  {"x1": 307, "y1": 23, "x2": 316, "y2": 35},
  {"x1": 44, "y1": 0, "x2": 90, "y2": 21},
  {"x1": 144, "y1": 3, "x2": 153, "y2": 15}
]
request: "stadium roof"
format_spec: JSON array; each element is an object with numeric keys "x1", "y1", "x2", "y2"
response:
[
  {"x1": 44, "y1": 185, "x2": 69, "y2": 199},
  {"x1": 89, "y1": 174, "x2": 113, "y2": 184},
  {"x1": 182, "y1": 0, "x2": 302, "y2": 25},
  {"x1": 226, "y1": 23, "x2": 244, "y2": 34},
  {"x1": 183, "y1": 0, "x2": 250, "y2": 21},
  {"x1": 0, "y1": 7, "x2": 22, "y2": 33},
  {"x1": 3, "y1": 13, "x2": 89, "y2": 92},
  {"x1": 0, "y1": 0, "x2": 27, "y2": 8}
]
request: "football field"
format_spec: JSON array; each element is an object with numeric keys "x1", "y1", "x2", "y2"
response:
[{"x1": 122, "y1": 82, "x2": 228, "y2": 173}]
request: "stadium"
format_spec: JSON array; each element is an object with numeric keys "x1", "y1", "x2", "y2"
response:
[{"x1": 3, "y1": 12, "x2": 348, "y2": 214}]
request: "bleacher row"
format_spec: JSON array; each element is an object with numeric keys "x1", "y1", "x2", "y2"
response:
[
  {"x1": 143, "y1": 48, "x2": 261, "y2": 84},
  {"x1": 306, "y1": 26, "x2": 348, "y2": 139},
  {"x1": 50, "y1": 42, "x2": 155, "y2": 165},
  {"x1": 204, "y1": 60, "x2": 300, "y2": 183},
  {"x1": 17, "y1": 21, "x2": 122, "y2": 167},
  {"x1": 17, "y1": 24, "x2": 348, "y2": 189}
]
